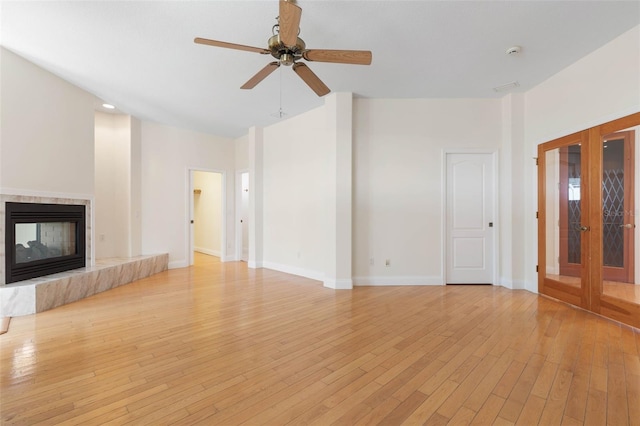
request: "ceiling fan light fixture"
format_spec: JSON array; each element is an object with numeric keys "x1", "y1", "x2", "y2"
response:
[{"x1": 194, "y1": 0, "x2": 372, "y2": 96}]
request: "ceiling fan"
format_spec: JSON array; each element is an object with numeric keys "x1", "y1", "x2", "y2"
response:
[{"x1": 194, "y1": 0, "x2": 372, "y2": 97}]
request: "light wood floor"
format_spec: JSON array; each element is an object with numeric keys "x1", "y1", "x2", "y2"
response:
[{"x1": 1, "y1": 254, "x2": 639, "y2": 425}]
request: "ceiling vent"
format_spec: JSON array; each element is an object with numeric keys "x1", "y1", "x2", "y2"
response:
[{"x1": 493, "y1": 81, "x2": 520, "y2": 93}]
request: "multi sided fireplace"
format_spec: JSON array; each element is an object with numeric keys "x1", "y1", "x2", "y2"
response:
[{"x1": 5, "y1": 202, "x2": 86, "y2": 284}]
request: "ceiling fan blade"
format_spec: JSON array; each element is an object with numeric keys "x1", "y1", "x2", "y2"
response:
[
  {"x1": 241, "y1": 62, "x2": 280, "y2": 89},
  {"x1": 279, "y1": 0, "x2": 302, "y2": 47},
  {"x1": 302, "y1": 49, "x2": 372, "y2": 65},
  {"x1": 194, "y1": 37, "x2": 269, "y2": 54},
  {"x1": 292, "y1": 63, "x2": 330, "y2": 97}
]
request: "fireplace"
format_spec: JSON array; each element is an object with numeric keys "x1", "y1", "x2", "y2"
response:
[{"x1": 5, "y1": 202, "x2": 86, "y2": 284}]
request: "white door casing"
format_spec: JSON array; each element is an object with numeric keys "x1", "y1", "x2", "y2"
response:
[
  {"x1": 445, "y1": 152, "x2": 496, "y2": 284},
  {"x1": 241, "y1": 172, "x2": 249, "y2": 262}
]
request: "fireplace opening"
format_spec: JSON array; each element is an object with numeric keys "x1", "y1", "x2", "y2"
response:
[{"x1": 5, "y1": 202, "x2": 86, "y2": 284}]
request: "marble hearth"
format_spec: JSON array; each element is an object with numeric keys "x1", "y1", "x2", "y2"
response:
[
  {"x1": 2, "y1": 193, "x2": 169, "y2": 317},
  {"x1": 0, "y1": 254, "x2": 168, "y2": 317}
]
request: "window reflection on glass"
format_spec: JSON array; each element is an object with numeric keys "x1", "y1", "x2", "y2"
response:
[{"x1": 568, "y1": 178, "x2": 580, "y2": 201}]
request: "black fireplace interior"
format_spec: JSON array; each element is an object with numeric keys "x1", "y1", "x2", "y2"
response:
[{"x1": 5, "y1": 202, "x2": 86, "y2": 283}]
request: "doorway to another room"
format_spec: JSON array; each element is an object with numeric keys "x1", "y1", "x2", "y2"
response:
[
  {"x1": 237, "y1": 171, "x2": 249, "y2": 262},
  {"x1": 190, "y1": 170, "x2": 224, "y2": 265}
]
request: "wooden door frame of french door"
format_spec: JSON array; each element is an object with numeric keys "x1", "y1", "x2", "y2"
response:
[
  {"x1": 538, "y1": 130, "x2": 591, "y2": 309},
  {"x1": 592, "y1": 114, "x2": 640, "y2": 324},
  {"x1": 538, "y1": 112, "x2": 640, "y2": 329},
  {"x1": 600, "y1": 130, "x2": 634, "y2": 283},
  {"x1": 557, "y1": 131, "x2": 635, "y2": 282}
]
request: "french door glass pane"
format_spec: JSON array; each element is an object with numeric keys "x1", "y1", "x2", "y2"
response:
[
  {"x1": 602, "y1": 125, "x2": 640, "y2": 305},
  {"x1": 545, "y1": 143, "x2": 582, "y2": 287}
]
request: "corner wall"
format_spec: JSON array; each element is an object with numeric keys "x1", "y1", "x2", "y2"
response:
[
  {"x1": 352, "y1": 98, "x2": 503, "y2": 285},
  {"x1": 140, "y1": 121, "x2": 234, "y2": 268},
  {"x1": 262, "y1": 107, "x2": 329, "y2": 280},
  {"x1": 94, "y1": 112, "x2": 140, "y2": 258}
]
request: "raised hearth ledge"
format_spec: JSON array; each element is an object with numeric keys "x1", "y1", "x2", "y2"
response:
[{"x1": 0, "y1": 254, "x2": 168, "y2": 317}]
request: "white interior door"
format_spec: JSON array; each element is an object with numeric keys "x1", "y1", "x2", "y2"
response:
[{"x1": 446, "y1": 153, "x2": 495, "y2": 284}]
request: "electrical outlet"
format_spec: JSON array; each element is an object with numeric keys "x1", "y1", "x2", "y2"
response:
[
  {"x1": 385, "y1": 259, "x2": 390, "y2": 267},
  {"x1": 369, "y1": 257, "x2": 374, "y2": 266}
]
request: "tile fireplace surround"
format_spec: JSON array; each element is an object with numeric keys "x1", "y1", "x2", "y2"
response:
[{"x1": 0, "y1": 194, "x2": 168, "y2": 317}]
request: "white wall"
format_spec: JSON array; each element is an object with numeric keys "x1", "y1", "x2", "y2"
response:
[
  {"x1": 352, "y1": 98, "x2": 503, "y2": 285},
  {"x1": 523, "y1": 25, "x2": 640, "y2": 292},
  {"x1": 262, "y1": 107, "x2": 329, "y2": 280},
  {"x1": 0, "y1": 47, "x2": 95, "y2": 196},
  {"x1": 140, "y1": 121, "x2": 234, "y2": 268},
  {"x1": 234, "y1": 133, "x2": 249, "y2": 171},
  {"x1": 193, "y1": 171, "x2": 222, "y2": 256},
  {"x1": 94, "y1": 112, "x2": 133, "y2": 258}
]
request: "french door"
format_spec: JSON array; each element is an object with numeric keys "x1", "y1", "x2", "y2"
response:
[{"x1": 538, "y1": 112, "x2": 640, "y2": 329}]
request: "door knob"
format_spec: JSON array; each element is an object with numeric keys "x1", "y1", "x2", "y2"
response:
[
  {"x1": 619, "y1": 223, "x2": 635, "y2": 229},
  {"x1": 580, "y1": 226, "x2": 590, "y2": 231}
]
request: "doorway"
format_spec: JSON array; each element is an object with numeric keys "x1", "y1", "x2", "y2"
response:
[
  {"x1": 237, "y1": 171, "x2": 249, "y2": 262},
  {"x1": 189, "y1": 170, "x2": 224, "y2": 265},
  {"x1": 538, "y1": 112, "x2": 640, "y2": 328},
  {"x1": 445, "y1": 152, "x2": 496, "y2": 284}
]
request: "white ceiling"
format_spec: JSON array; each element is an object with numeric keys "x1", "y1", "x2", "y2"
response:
[{"x1": 1, "y1": 1, "x2": 639, "y2": 138}]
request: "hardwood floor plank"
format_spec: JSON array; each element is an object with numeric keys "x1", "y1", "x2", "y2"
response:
[
  {"x1": 353, "y1": 396, "x2": 403, "y2": 425},
  {"x1": 515, "y1": 394, "x2": 546, "y2": 425},
  {"x1": 607, "y1": 362, "x2": 630, "y2": 426},
  {"x1": 1, "y1": 253, "x2": 637, "y2": 425},
  {"x1": 626, "y1": 373, "x2": 640, "y2": 426},
  {"x1": 378, "y1": 391, "x2": 427, "y2": 426},
  {"x1": 402, "y1": 380, "x2": 458, "y2": 424},
  {"x1": 538, "y1": 368, "x2": 573, "y2": 425},
  {"x1": 470, "y1": 394, "x2": 506, "y2": 425}
]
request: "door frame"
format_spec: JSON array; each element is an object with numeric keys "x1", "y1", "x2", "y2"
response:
[
  {"x1": 235, "y1": 169, "x2": 249, "y2": 261},
  {"x1": 601, "y1": 130, "x2": 634, "y2": 282},
  {"x1": 537, "y1": 112, "x2": 640, "y2": 329},
  {"x1": 441, "y1": 149, "x2": 499, "y2": 285},
  {"x1": 188, "y1": 167, "x2": 226, "y2": 266}
]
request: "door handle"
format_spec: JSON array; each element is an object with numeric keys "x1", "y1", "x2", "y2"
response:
[
  {"x1": 619, "y1": 223, "x2": 635, "y2": 229},
  {"x1": 580, "y1": 226, "x2": 590, "y2": 231}
]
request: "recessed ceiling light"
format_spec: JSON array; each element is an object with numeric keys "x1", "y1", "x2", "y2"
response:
[{"x1": 102, "y1": 103, "x2": 115, "y2": 109}]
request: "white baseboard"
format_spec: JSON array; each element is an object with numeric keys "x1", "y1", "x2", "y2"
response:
[
  {"x1": 262, "y1": 261, "x2": 324, "y2": 282},
  {"x1": 323, "y1": 278, "x2": 353, "y2": 289},
  {"x1": 498, "y1": 278, "x2": 527, "y2": 290},
  {"x1": 353, "y1": 276, "x2": 444, "y2": 286},
  {"x1": 248, "y1": 260, "x2": 263, "y2": 269},
  {"x1": 194, "y1": 247, "x2": 221, "y2": 257},
  {"x1": 168, "y1": 260, "x2": 188, "y2": 269}
]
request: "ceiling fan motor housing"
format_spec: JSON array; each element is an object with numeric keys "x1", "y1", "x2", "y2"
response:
[{"x1": 268, "y1": 35, "x2": 305, "y2": 65}]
